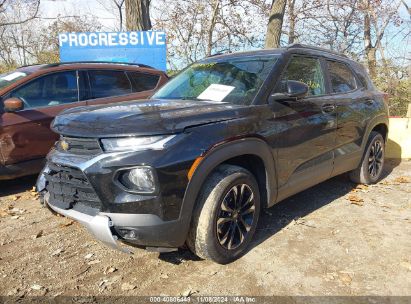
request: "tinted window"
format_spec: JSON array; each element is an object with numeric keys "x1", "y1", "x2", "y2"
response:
[
  {"x1": 327, "y1": 61, "x2": 357, "y2": 93},
  {"x1": 88, "y1": 70, "x2": 131, "y2": 98},
  {"x1": 278, "y1": 56, "x2": 325, "y2": 96},
  {"x1": 10, "y1": 71, "x2": 78, "y2": 109},
  {"x1": 128, "y1": 72, "x2": 160, "y2": 92}
]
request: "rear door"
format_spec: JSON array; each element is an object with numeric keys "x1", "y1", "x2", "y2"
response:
[
  {"x1": 0, "y1": 70, "x2": 87, "y2": 165},
  {"x1": 269, "y1": 55, "x2": 337, "y2": 200},
  {"x1": 324, "y1": 60, "x2": 374, "y2": 175},
  {"x1": 85, "y1": 69, "x2": 159, "y2": 106}
]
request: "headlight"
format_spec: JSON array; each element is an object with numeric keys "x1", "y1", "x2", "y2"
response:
[
  {"x1": 118, "y1": 167, "x2": 156, "y2": 193},
  {"x1": 101, "y1": 135, "x2": 175, "y2": 152}
]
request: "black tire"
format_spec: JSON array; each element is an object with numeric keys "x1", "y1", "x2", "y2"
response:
[
  {"x1": 349, "y1": 131, "x2": 385, "y2": 184},
  {"x1": 187, "y1": 164, "x2": 261, "y2": 264}
]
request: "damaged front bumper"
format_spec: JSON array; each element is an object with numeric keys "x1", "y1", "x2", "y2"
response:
[
  {"x1": 36, "y1": 149, "x2": 186, "y2": 252},
  {"x1": 44, "y1": 192, "x2": 131, "y2": 253}
]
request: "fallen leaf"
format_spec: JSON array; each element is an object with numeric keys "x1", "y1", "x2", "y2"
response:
[
  {"x1": 121, "y1": 282, "x2": 136, "y2": 291},
  {"x1": 394, "y1": 176, "x2": 410, "y2": 184},
  {"x1": 30, "y1": 284, "x2": 44, "y2": 290},
  {"x1": 338, "y1": 273, "x2": 352, "y2": 285},
  {"x1": 51, "y1": 248, "x2": 64, "y2": 257},
  {"x1": 104, "y1": 266, "x2": 117, "y2": 274},
  {"x1": 181, "y1": 289, "x2": 197, "y2": 297},
  {"x1": 11, "y1": 195, "x2": 20, "y2": 201},
  {"x1": 33, "y1": 230, "x2": 44, "y2": 239},
  {"x1": 84, "y1": 253, "x2": 94, "y2": 259},
  {"x1": 98, "y1": 279, "x2": 108, "y2": 287},
  {"x1": 60, "y1": 220, "x2": 74, "y2": 227},
  {"x1": 160, "y1": 273, "x2": 169, "y2": 279},
  {"x1": 30, "y1": 187, "x2": 36, "y2": 192},
  {"x1": 347, "y1": 195, "x2": 364, "y2": 206},
  {"x1": 87, "y1": 259, "x2": 101, "y2": 265}
]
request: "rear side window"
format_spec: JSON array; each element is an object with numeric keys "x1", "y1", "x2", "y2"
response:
[
  {"x1": 327, "y1": 61, "x2": 357, "y2": 93},
  {"x1": 10, "y1": 71, "x2": 78, "y2": 109},
  {"x1": 88, "y1": 70, "x2": 131, "y2": 99},
  {"x1": 278, "y1": 56, "x2": 325, "y2": 96},
  {"x1": 127, "y1": 72, "x2": 160, "y2": 92}
]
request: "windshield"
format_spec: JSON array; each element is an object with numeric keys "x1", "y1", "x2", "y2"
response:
[
  {"x1": 153, "y1": 55, "x2": 279, "y2": 105},
  {"x1": 0, "y1": 70, "x2": 29, "y2": 90}
]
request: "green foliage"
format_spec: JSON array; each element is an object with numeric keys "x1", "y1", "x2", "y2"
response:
[{"x1": 373, "y1": 64, "x2": 410, "y2": 117}]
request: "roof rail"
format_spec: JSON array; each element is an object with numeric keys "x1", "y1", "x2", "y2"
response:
[
  {"x1": 287, "y1": 43, "x2": 348, "y2": 58},
  {"x1": 40, "y1": 61, "x2": 156, "y2": 69}
]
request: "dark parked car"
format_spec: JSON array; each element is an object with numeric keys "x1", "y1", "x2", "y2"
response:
[
  {"x1": 37, "y1": 44, "x2": 388, "y2": 264},
  {"x1": 0, "y1": 62, "x2": 168, "y2": 180}
]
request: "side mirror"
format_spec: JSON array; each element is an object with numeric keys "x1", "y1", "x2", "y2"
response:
[
  {"x1": 4, "y1": 97, "x2": 24, "y2": 112},
  {"x1": 268, "y1": 80, "x2": 309, "y2": 103}
]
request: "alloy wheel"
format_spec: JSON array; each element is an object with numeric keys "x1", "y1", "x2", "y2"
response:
[
  {"x1": 216, "y1": 184, "x2": 256, "y2": 250},
  {"x1": 368, "y1": 139, "x2": 383, "y2": 178}
]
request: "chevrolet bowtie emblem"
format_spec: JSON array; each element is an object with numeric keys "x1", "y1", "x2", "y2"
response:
[{"x1": 60, "y1": 140, "x2": 69, "y2": 151}]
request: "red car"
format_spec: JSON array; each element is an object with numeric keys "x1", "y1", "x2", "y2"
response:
[{"x1": 0, "y1": 62, "x2": 168, "y2": 180}]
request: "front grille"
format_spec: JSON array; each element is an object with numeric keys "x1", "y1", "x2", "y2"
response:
[
  {"x1": 44, "y1": 162, "x2": 101, "y2": 211},
  {"x1": 56, "y1": 136, "x2": 102, "y2": 155}
]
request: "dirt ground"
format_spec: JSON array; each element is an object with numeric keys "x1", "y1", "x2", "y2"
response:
[{"x1": 0, "y1": 160, "x2": 410, "y2": 299}]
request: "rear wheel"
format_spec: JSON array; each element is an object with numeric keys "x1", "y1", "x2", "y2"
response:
[
  {"x1": 187, "y1": 165, "x2": 260, "y2": 264},
  {"x1": 349, "y1": 131, "x2": 385, "y2": 184}
]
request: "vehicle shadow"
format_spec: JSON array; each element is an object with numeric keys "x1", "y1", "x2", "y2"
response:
[
  {"x1": 159, "y1": 158, "x2": 403, "y2": 264},
  {"x1": 0, "y1": 175, "x2": 38, "y2": 197}
]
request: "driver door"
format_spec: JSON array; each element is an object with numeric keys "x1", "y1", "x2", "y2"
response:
[
  {"x1": 270, "y1": 55, "x2": 337, "y2": 200},
  {"x1": 0, "y1": 70, "x2": 87, "y2": 166}
]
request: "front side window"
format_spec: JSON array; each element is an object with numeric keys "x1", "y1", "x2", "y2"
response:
[
  {"x1": 127, "y1": 72, "x2": 160, "y2": 92},
  {"x1": 153, "y1": 55, "x2": 279, "y2": 105},
  {"x1": 88, "y1": 70, "x2": 132, "y2": 99},
  {"x1": 278, "y1": 56, "x2": 325, "y2": 96},
  {"x1": 327, "y1": 61, "x2": 357, "y2": 93},
  {"x1": 10, "y1": 71, "x2": 78, "y2": 109}
]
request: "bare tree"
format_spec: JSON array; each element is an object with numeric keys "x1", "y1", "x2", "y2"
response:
[
  {"x1": 360, "y1": 0, "x2": 402, "y2": 78},
  {"x1": 153, "y1": 0, "x2": 268, "y2": 69},
  {"x1": 0, "y1": 0, "x2": 40, "y2": 27},
  {"x1": 125, "y1": 0, "x2": 151, "y2": 31},
  {"x1": 97, "y1": 0, "x2": 125, "y2": 31},
  {"x1": 265, "y1": 0, "x2": 287, "y2": 48}
]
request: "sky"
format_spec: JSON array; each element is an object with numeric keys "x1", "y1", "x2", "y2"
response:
[{"x1": 39, "y1": 0, "x2": 410, "y2": 67}]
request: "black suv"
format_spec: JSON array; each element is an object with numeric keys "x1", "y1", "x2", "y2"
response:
[{"x1": 37, "y1": 44, "x2": 388, "y2": 264}]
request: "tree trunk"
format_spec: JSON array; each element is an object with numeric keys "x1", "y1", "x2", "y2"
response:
[
  {"x1": 363, "y1": 8, "x2": 376, "y2": 78},
  {"x1": 287, "y1": 0, "x2": 296, "y2": 44},
  {"x1": 125, "y1": 0, "x2": 152, "y2": 31},
  {"x1": 265, "y1": 0, "x2": 287, "y2": 48},
  {"x1": 206, "y1": 0, "x2": 220, "y2": 56}
]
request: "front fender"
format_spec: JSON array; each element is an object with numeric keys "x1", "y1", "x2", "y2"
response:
[{"x1": 177, "y1": 137, "x2": 277, "y2": 243}]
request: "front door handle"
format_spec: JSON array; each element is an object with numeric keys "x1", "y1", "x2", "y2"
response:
[{"x1": 321, "y1": 103, "x2": 336, "y2": 114}]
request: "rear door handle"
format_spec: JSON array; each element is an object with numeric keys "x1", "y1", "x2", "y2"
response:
[{"x1": 321, "y1": 103, "x2": 336, "y2": 114}]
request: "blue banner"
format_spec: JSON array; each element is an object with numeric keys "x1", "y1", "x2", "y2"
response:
[{"x1": 59, "y1": 31, "x2": 166, "y2": 71}]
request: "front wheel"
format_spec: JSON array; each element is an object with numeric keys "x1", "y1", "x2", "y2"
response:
[
  {"x1": 187, "y1": 165, "x2": 260, "y2": 264},
  {"x1": 349, "y1": 131, "x2": 385, "y2": 184}
]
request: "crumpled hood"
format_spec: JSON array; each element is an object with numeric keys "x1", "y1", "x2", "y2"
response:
[{"x1": 52, "y1": 99, "x2": 252, "y2": 138}]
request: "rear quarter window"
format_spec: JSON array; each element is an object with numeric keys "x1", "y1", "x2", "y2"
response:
[
  {"x1": 127, "y1": 71, "x2": 160, "y2": 92},
  {"x1": 88, "y1": 70, "x2": 132, "y2": 99},
  {"x1": 327, "y1": 61, "x2": 357, "y2": 93}
]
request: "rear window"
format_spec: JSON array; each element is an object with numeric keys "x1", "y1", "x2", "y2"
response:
[
  {"x1": 88, "y1": 70, "x2": 132, "y2": 99},
  {"x1": 127, "y1": 71, "x2": 160, "y2": 92},
  {"x1": 327, "y1": 61, "x2": 357, "y2": 93}
]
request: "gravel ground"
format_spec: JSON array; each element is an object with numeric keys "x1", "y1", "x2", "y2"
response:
[{"x1": 0, "y1": 160, "x2": 410, "y2": 299}]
